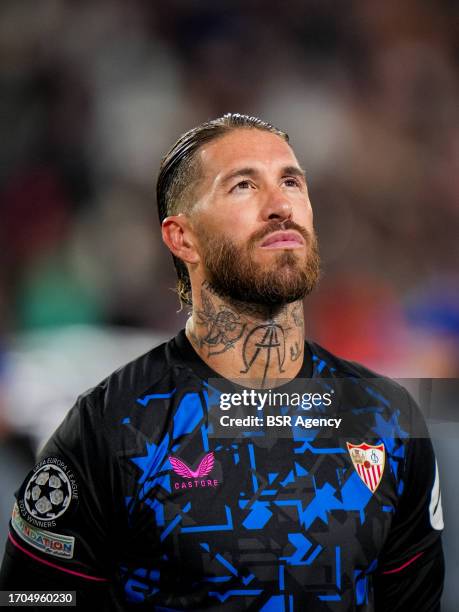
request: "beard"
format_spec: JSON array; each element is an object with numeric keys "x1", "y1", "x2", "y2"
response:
[{"x1": 199, "y1": 220, "x2": 321, "y2": 306}]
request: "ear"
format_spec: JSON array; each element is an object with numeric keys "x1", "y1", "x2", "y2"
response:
[{"x1": 162, "y1": 214, "x2": 200, "y2": 265}]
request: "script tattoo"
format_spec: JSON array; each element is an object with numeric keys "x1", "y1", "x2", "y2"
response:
[
  {"x1": 194, "y1": 290, "x2": 246, "y2": 356},
  {"x1": 291, "y1": 303, "x2": 304, "y2": 330},
  {"x1": 240, "y1": 321, "x2": 286, "y2": 384},
  {"x1": 289, "y1": 303, "x2": 304, "y2": 362},
  {"x1": 290, "y1": 341, "x2": 301, "y2": 361}
]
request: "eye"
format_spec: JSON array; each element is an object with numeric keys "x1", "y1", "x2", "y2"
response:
[
  {"x1": 283, "y1": 177, "x2": 301, "y2": 188},
  {"x1": 231, "y1": 180, "x2": 253, "y2": 192}
]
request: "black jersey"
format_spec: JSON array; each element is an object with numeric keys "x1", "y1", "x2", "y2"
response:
[{"x1": 0, "y1": 331, "x2": 444, "y2": 611}]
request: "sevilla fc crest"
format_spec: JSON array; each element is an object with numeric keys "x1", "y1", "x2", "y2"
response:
[{"x1": 347, "y1": 442, "x2": 385, "y2": 493}]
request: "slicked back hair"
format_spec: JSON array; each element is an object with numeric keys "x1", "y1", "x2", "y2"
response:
[{"x1": 156, "y1": 113, "x2": 289, "y2": 307}]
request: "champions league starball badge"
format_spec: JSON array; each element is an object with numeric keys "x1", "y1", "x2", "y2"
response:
[{"x1": 18, "y1": 458, "x2": 79, "y2": 529}]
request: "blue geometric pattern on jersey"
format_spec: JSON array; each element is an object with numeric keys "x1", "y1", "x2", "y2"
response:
[
  {"x1": 201, "y1": 424, "x2": 210, "y2": 452},
  {"x1": 323, "y1": 357, "x2": 410, "y2": 501},
  {"x1": 127, "y1": 433, "x2": 173, "y2": 521},
  {"x1": 280, "y1": 533, "x2": 322, "y2": 565},
  {"x1": 129, "y1": 390, "x2": 210, "y2": 520},
  {"x1": 371, "y1": 408, "x2": 408, "y2": 493},
  {"x1": 181, "y1": 505, "x2": 233, "y2": 533},
  {"x1": 372, "y1": 411, "x2": 408, "y2": 452},
  {"x1": 335, "y1": 546, "x2": 342, "y2": 589},
  {"x1": 312, "y1": 355, "x2": 334, "y2": 375},
  {"x1": 239, "y1": 500, "x2": 272, "y2": 529},
  {"x1": 145, "y1": 497, "x2": 165, "y2": 526},
  {"x1": 137, "y1": 389, "x2": 176, "y2": 407},
  {"x1": 202, "y1": 383, "x2": 222, "y2": 412},
  {"x1": 120, "y1": 351, "x2": 417, "y2": 608},
  {"x1": 200, "y1": 540, "x2": 262, "y2": 602},
  {"x1": 364, "y1": 385, "x2": 390, "y2": 407},
  {"x1": 354, "y1": 558, "x2": 378, "y2": 606},
  {"x1": 161, "y1": 501, "x2": 191, "y2": 542},
  {"x1": 199, "y1": 542, "x2": 265, "y2": 604},
  {"x1": 270, "y1": 469, "x2": 372, "y2": 530},
  {"x1": 208, "y1": 589, "x2": 263, "y2": 603},
  {"x1": 293, "y1": 438, "x2": 345, "y2": 454},
  {"x1": 259, "y1": 595, "x2": 294, "y2": 611},
  {"x1": 173, "y1": 392, "x2": 204, "y2": 439},
  {"x1": 120, "y1": 565, "x2": 160, "y2": 603},
  {"x1": 200, "y1": 542, "x2": 255, "y2": 584},
  {"x1": 131, "y1": 434, "x2": 171, "y2": 485}
]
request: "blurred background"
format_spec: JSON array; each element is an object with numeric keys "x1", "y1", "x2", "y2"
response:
[{"x1": 0, "y1": 0, "x2": 458, "y2": 605}]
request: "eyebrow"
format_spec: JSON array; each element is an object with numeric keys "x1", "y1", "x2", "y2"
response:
[{"x1": 220, "y1": 165, "x2": 307, "y2": 187}]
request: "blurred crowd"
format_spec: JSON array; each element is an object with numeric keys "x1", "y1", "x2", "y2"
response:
[
  {"x1": 0, "y1": 1, "x2": 458, "y2": 599},
  {"x1": 1, "y1": 0, "x2": 459, "y2": 416},
  {"x1": 1, "y1": 0, "x2": 458, "y2": 380}
]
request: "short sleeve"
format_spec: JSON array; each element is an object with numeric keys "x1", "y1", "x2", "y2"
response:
[
  {"x1": 373, "y1": 388, "x2": 445, "y2": 611},
  {"x1": 0, "y1": 391, "x2": 124, "y2": 609}
]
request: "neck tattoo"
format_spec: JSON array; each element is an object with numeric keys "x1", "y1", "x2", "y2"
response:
[{"x1": 187, "y1": 282, "x2": 305, "y2": 386}]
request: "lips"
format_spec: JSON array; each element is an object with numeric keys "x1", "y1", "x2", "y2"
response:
[{"x1": 260, "y1": 230, "x2": 305, "y2": 249}]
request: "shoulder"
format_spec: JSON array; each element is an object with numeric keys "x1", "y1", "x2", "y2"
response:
[
  {"x1": 307, "y1": 338, "x2": 388, "y2": 379},
  {"x1": 38, "y1": 335, "x2": 189, "y2": 455},
  {"x1": 61, "y1": 335, "x2": 187, "y2": 427},
  {"x1": 306, "y1": 341, "x2": 433, "y2": 465},
  {"x1": 306, "y1": 339, "x2": 413, "y2": 407}
]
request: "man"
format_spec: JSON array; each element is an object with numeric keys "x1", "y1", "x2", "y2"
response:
[{"x1": 0, "y1": 114, "x2": 444, "y2": 610}]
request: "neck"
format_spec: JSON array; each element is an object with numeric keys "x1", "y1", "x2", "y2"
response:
[{"x1": 186, "y1": 281, "x2": 305, "y2": 388}]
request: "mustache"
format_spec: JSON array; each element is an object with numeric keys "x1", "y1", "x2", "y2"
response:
[{"x1": 248, "y1": 220, "x2": 311, "y2": 247}]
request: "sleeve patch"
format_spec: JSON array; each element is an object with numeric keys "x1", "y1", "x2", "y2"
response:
[
  {"x1": 17, "y1": 457, "x2": 79, "y2": 529},
  {"x1": 11, "y1": 503, "x2": 75, "y2": 559}
]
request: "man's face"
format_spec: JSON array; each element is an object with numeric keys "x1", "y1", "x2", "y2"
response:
[{"x1": 189, "y1": 128, "x2": 320, "y2": 305}]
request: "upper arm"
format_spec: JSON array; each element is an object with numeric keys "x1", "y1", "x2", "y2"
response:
[
  {"x1": 374, "y1": 389, "x2": 445, "y2": 610},
  {"x1": 0, "y1": 392, "x2": 124, "y2": 609}
]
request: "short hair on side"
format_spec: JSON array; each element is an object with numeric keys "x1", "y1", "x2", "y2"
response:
[{"x1": 156, "y1": 113, "x2": 289, "y2": 307}]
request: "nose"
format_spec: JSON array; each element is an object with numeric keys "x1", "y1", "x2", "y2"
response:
[{"x1": 260, "y1": 185, "x2": 293, "y2": 223}]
